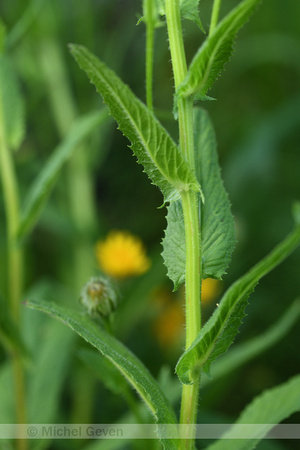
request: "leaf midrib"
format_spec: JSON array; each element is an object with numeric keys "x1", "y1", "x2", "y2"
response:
[
  {"x1": 178, "y1": 0, "x2": 255, "y2": 99},
  {"x1": 179, "y1": 224, "x2": 300, "y2": 381},
  {"x1": 82, "y1": 51, "x2": 185, "y2": 193}
]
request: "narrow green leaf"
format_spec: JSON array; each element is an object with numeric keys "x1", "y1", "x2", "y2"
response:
[
  {"x1": 0, "y1": 54, "x2": 25, "y2": 150},
  {"x1": 77, "y1": 348, "x2": 129, "y2": 396},
  {"x1": 180, "y1": 0, "x2": 205, "y2": 31},
  {"x1": 202, "y1": 299, "x2": 300, "y2": 386},
  {"x1": 176, "y1": 0, "x2": 261, "y2": 102},
  {"x1": 27, "y1": 299, "x2": 178, "y2": 448},
  {"x1": 176, "y1": 220, "x2": 300, "y2": 384},
  {"x1": 69, "y1": 44, "x2": 200, "y2": 203},
  {"x1": 162, "y1": 108, "x2": 235, "y2": 289},
  {"x1": 17, "y1": 110, "x2": 107, "y2": 239},
  {"x1": 206, "y1": 374, "x2": 300, "y2": 450}
]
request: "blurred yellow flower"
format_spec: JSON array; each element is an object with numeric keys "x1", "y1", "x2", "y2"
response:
[
  {"x1": 152, "y1": 279, "x2": 222, "y2": 349},
  {"x1": 202, "y1": 278, "x2": 222, "y2": 304},
  {"x1": 95, "y1": 230, "x2": 151, "y2": 279},
  {"x1": 153, "y1": 301, "x2": 184, "y2": 348}
]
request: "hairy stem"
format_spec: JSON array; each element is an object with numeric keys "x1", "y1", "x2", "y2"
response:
[
  {"x1": 210, "y1": 0, "x2": 222, "y2": 35},
  {"x1": 165, "y1": 0, "x2": 202, "y2": 447}
]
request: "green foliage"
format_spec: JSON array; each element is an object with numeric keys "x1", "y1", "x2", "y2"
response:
[
  {"x1": 202, "y1": 299, "x2": 300, "y2": 386},
  {"x1": 176, "y1": 219, "x2": 300, "y2": 384},
  {"x1": 6, "y1": 0, "x2": 48, "y2": 49},
  {"x1": 0, "y1": 2, "x2": 299, "y2": 449},
  {"x1": 178, "y1": 0, "x2": 205, "y2": 31},
  {"x1": 0, "y1": 54, "x2": 25, "y2": 150},
  {"x1": 206, "y1": 374, "x2": 300, "y2": 450},
  {"x1": 17, "y1": 110, "x2": 107, "y2": 239},
  {"x1": 162, "y1": 200, "x2": 186, "y2": 289},
  {"x1": 162, "y1": 108, "x2": 235, "y2": 289},
  {"x1": 0, "y1": 17, "x2": 6, "y2": 52},
  {"x1": 0, "y1": 363, "x2": 14, "y2": 423},
  {"x1": 176, "y1": 0, "x2": 261, "y2": 103},
  {"x1": 0, "y1": 293, "x2": 29, "y2": 360},
  {"x1": 28, "y1": 320, "x2": 74, "y2": 450},
  {"x1": 69, "y1": 44, "x2": 200, "y2": 204},
  {"x1": 78, "y1": 348, "x2": 129, "y2": 396},
  {"x1": 27, "y1": 299, "x2": 178, "y2": 449},
  {"x1": 157, "y1": 0, "x2": 205, "y2": 31},
  {"x1": 196, "y1": 108, "x2": 235, "y2": 278}
]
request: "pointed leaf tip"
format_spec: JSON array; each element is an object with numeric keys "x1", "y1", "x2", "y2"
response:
[
  {"x1": 176, "y1": 0, "x2": 261, "y2": 103},
  {"x1": 70, "y1": 44, "x2": 200, "y2": 204}
]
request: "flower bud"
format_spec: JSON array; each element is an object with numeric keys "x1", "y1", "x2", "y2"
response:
[{"x1": 80, "y1": 277, "x2": 118, "y2": 317}]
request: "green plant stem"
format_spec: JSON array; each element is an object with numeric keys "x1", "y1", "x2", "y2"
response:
[
  {"x1": 180, "y1": 191, "x2": 201, "y2": 349},
  {"x1": 165, "y1": 0, "x2": 202, "y2": 447},
  {"x1": 210, "y1": 0, "x2": 222, "y2": 35},
  {"x1": 145, "y1": 0, "x2": 155, "y2": 111},
  {"x1": 0, "y1": 107, "x2": 27, "y2": 450}
]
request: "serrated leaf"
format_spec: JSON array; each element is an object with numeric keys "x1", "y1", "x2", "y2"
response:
[
  {"x1": 180, "y1": 0, "x2": 205, "y2": 31},
  {"x1": 162, "y1": 201, "x2": 186, "y2": 290},
  {"x1": 202, "y1": 299, "x2": 300, "y2": 386},
  {"x1": 176, "y1": 219, "x2": 300, "y2": 384},
  {"x1": 197, "y1": 108, "x2": 235, "y2": 278},
  {"x1": 17, "y1": 110, "x2": 107, "y2": 240},
  {"x1": 176, "y1": 0, "x2": 261, "y2": 102},
  {"x1": 27, "y1": 299, "x2": 178, "y2": 448},
  {"x1": 69, "y1": 44, "x2": 200, "y2": 204},
  {"x1": 206, "y1": 374, "x2": 300, "y2": 450},
  {"x1": 157, "y1": 0, "x2": 205, "y2": 31},
  {"x1": 162, "y1": 108, "x2": 235, "y2": 288},
  {"x1": 0, "y1": 54, "x2": 25, "y2": 150}
]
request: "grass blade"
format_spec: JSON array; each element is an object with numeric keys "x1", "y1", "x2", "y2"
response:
[{"x1": 17, "y1": 110, "x2": 107, "y2": 239}]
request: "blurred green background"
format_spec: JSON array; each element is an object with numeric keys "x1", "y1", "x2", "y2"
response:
[{"x1": 0, "y1": 0, "x2": 299, "y2": 449}]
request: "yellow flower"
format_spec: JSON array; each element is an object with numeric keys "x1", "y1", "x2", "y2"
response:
[
  {"x1": 202, "y1": 278, "x2": 222, "y2": 305},
  {"x1": 153, "y1": 300, "x2": 185, "y2": 348},
  {"x1": 95, "y1": 230, "x2": 151, "y2": 279},
  {"x1": 152, "y1": 279, "x2": 222, "y2": 349},
  {"x1": 151, "y1": 287, "x2": 185, "y2": 349}
]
